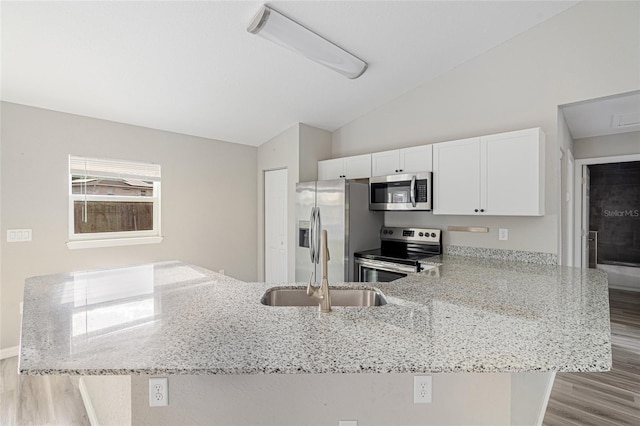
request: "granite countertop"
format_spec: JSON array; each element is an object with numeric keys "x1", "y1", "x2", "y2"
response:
[{"x1": 19, "y1": 257, "x2": 611, "y2": 375}]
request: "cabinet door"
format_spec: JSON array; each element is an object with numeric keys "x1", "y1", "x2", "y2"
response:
[
  {"x1": 318, "y1": 158, "x2": 345, "y2": 180},
  {"x1": 482, "y1": 128, "x2": 544, "y2": 215},
  {"x1": 401, "y1": 145, "x2": 433, "y2": 173},
  {"x1": 433, "y1": 137, "x2": 481, "y2": 215},
  {"x1": 371, "y1": 150, "x2": 400, "y2": 176},
  {"x1": 344, "y1": 154, "x2": 372, "y2": 179}
]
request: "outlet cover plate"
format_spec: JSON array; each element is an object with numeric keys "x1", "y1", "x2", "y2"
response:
[
  {"x1": 149, "y1": 377, "x2": 168, "y2": 407},
  {"x1": 414, "y1": 375, "x2": 432, "y2": 403}
]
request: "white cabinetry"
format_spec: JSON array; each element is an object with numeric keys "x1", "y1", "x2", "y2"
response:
[
  {"x1": 433, "y1": 128, "x2": 544, "y2": 216},
  {"x1": 432, "y1": 137, "x2": 482, "y2": 215},
  {"x1": 317, "y1": 154, "x2": 371, "y2": 180},
  {"x1": 371, "y1": 145, "x2": 433, "y2": 176}
]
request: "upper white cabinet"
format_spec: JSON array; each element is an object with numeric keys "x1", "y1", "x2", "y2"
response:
[
  {"x1": 318, "y1": 153, "x2": 371, "y2": 180},
  {"x1": 433, "y1": 128, "x2": 545, "y2": 216},
  {"x1": 432, "y1": 137, "x2": 482, "y2": 215},
  {"x1": 371, "y1": 145, "x2": 433, "y2": 176}
]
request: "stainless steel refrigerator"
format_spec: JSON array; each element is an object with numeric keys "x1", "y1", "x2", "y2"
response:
[{"x1": 296, "y1": 179, "x2": 383, "y2": 283}]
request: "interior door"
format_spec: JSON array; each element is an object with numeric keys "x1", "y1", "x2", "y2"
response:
[
  {"x1": 581, "y1": 165, "x2": 590, "y2": 269},
  {"x1": 265, "y1": 169, "x2": 288, "y2": 283}
]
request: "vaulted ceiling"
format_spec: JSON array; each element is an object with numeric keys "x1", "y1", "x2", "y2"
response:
[{"x1": 2, "y1": 1, "x2": 579, "y2": 146}]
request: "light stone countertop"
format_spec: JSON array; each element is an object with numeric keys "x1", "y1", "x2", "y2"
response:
[{"x1": 18, "y1": 257, "x2": 611, "y2": 375}]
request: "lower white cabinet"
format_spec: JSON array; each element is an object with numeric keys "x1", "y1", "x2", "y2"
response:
[
  {"x1": 433, "y1": 128, "x2": 545, "y2": 216},
  {"x1": 318, "y1": 154, "x2": 371, "y2": 180}
]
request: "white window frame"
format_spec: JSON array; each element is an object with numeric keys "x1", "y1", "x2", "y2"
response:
[{"x1": 67, "y1": 155, "x2": 162, "y2": 250}]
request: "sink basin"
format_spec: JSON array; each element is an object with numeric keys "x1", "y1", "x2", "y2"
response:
[{"x1": 261, "y1": 287, "x2": 387, "y2": 307}]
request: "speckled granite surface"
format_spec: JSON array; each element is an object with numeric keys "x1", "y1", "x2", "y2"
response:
[
  {"x1": 19, "y1": 257, "x2": 611, "y2": 376},
  {"x1": 444, "y1": 245, "x2": 558, "y2": 265}
]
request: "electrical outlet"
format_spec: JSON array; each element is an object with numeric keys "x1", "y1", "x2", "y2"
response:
[
  {"x1": 498, "y1": 228, "x2": 509, "y2": 241},
  {"x1": 414, "y1": 376, "x2": 432, "y2": 403},
  {"x1": 149, "y1": 377, "x2": 168, "y2": 407}
]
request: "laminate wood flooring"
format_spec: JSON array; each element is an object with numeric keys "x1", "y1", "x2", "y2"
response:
[
  {"x1": 543, "y1": 288, "x2": 640, "y2": 426},
  {"x1": 0, "y1": 356, "x2": 89, "y2": 426}
]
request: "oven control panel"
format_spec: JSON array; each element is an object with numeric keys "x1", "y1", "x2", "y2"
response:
[{"x1": 380, "y1": 227, "x2": 441, "y2": 244}]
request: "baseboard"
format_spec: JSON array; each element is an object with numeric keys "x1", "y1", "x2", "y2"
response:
[
  {"x1": 79, "y1": 377, "x2": 100, "y2": 426},
  {"x1": 0, "y1": 346, "x2": 19, "y2": 360},
  {"x1": 536, "y1": 371, "x2": 556, "y2": 426},
  {"x1": 609, "y1": 284, "x2": 640, "y2": 293}
]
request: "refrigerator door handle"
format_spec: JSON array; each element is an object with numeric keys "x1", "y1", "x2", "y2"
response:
[
  {"x1": 309, "y1": 207, "x2": 316, "y2": 263},
  {"x1": 314, "y1": 207, "x2": 322, "y2": 264},
  {"x1": 410, "y1": 175, "x2": 417, "y2": 207}
]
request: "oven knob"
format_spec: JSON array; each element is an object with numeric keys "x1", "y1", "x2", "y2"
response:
[
  {"x1": 419, "y1": 232, "x2": 424, "y2": 237},
  {"x1": 431, "y1": 232, "x2": 436, "y2": 238},
  {"x1": 388, "y1": 230, "x2": 393, "y2": 235},
  {"x1": 382, "y1": 229, "x2": 388, "y2": 235}
]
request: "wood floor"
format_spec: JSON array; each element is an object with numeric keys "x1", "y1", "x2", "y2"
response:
[
  {"x1": 543, "y1": 288, "x2": 640, "y2": 426},
  {"x1": 0, "y1": 356, "x2": 89, "y2": 426},
  {"x1": 0, "y1": 289, "x2": 637, "y2": 426}
]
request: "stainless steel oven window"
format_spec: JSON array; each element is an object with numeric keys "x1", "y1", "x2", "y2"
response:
[{"x1": 355, "y1": 258, "x2": 415, "y2": 282}]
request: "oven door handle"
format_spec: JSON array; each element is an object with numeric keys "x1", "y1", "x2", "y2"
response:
[{"x1": 356, "y1": 258, "x2": 417, "y2": 274}]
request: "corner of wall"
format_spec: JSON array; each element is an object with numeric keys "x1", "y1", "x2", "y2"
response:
[{"x1": 298, "y1": 124, "x2": 332, "y2": 182}]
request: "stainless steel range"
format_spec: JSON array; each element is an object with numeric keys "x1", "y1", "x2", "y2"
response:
[{"x1": 354, "y1": 227, "x2": 442, "y2": 282}]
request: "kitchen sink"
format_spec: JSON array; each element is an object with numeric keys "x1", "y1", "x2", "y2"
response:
[{"x1": 260, "y1": 287, "x2": 387, "y2": 307}]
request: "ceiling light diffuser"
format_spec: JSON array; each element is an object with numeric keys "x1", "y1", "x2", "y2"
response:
[{"x1": 247, "y1": 5, "x2": 367, "y2": 79}]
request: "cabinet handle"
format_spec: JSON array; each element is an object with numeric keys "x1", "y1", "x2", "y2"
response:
[
  {"x1": 480, "y1": 209, "x2": 485, "y2": 213},
  {"x1": 399, "y1": 169, "x2": 403, "y2": 172},
  {"x1": 474, "y1": 209, "x2": 479, "y2": 213}
]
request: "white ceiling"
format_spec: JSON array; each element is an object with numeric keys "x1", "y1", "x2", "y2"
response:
[
  {"x1": 1, "y1": 1, "x2": 579, "y2": 146},
  {"x1": 561, "y1": 91, "x2": 640, "y2": 139}
]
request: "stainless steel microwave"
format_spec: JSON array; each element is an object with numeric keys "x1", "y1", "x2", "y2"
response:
[{"x1": 369, "y1": 172, "x2": 432, "y2": 211}]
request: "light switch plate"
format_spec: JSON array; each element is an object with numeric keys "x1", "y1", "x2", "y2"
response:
[
  {"x1": 7, "y1": 229, "x2": 32, "y2": 242},
  {"x1": 498, "y1": 228, "x2": 509, "y2": 241}
]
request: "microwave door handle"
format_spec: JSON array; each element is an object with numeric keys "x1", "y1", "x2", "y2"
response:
[
  {"x1": 410, "y1": 175, "x2": 417, "y2": 207},
  {"x1": 309, "y1": 208, "x2": 316, "y2": 263}
]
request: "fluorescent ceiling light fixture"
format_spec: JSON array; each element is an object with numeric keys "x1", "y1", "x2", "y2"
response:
[{"x1": 247, "y1": 5, "x2": 367, "y2": 79}]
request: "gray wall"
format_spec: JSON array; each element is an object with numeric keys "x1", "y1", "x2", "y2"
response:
[
  {"x1": 332, "y1": 1, "x2": 640, "y2": 254},
  {"x1": 573, "y1": 131, "x2": 640, "y2": 159},
  {"x1": 131, "y1": 373, "x2": 513, "y2": 425},
  {"x1": 0, "y1": 102, "x2": 258, "y2": 350},
  {"x1": 257, "y1": 124, "x2": 300, "y2": 283},
  {"x1": 257, "y1": 123, "x2": 331, "y2": 282}
]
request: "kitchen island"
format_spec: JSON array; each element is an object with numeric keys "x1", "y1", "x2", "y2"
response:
[{"x1": 18, "y1": 257, "x2": 611, "y2": 425}]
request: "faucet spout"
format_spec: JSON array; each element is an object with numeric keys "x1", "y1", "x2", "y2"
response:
[{"x1": 306, "y1": 230, "x2": 331, "y2": 313}]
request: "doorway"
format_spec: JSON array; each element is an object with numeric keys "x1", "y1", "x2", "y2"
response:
[
  {"x1": 559, "y1": 90, "x2": 640, "y2": 267},
  {"x1": 574, "y1": 157, "x2": 640, "y2": 291},
  {"x1": 264, "y1": 168, "x2": 288, "y2": 283}
]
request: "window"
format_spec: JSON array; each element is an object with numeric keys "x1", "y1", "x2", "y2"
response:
[{"x1": 67, "y1": 155, "x2": 162, "y2": 249}]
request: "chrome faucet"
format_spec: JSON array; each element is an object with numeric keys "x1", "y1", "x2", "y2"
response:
[{"x1": 307, "y1": 229, "x2": 331, "y2": 313}]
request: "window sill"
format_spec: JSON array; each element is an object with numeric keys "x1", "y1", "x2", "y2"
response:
[{"x1": 66, "y1": 236, "x2": 163, "y2": 250}]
